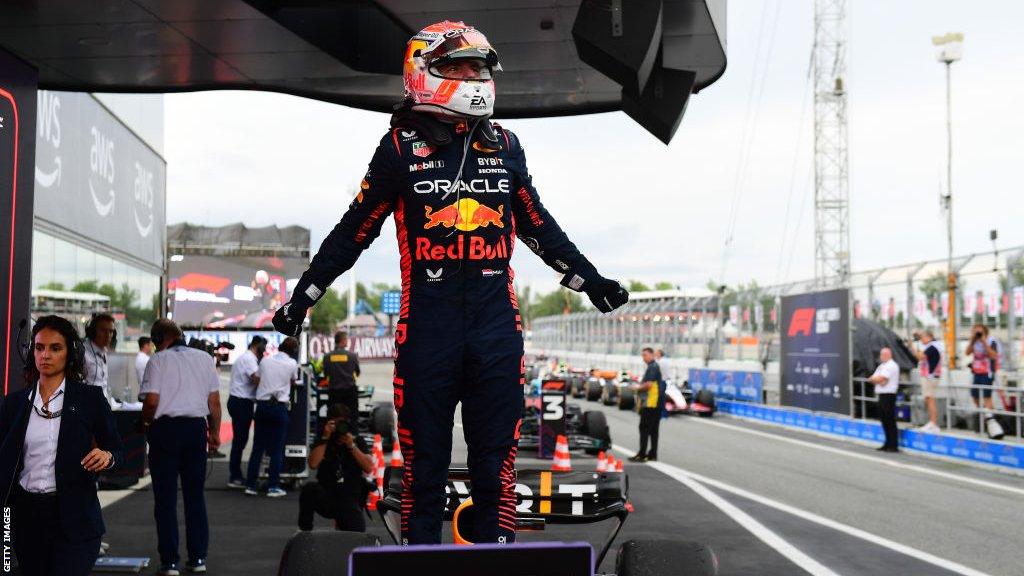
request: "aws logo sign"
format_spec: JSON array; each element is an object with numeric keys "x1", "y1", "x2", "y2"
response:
[
  {"x1": 787, "y1": 306, "x2": 841, "y2": 337},
  {"x1": 35, "y1": 91, "x2": 62, "y2": 189}
]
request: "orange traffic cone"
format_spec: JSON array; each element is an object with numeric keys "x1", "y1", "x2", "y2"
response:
[
  {"x1": 374, "y1": 442, "x2": 386, "y2": 489},
  {"x1": 615, "y1": 457, "x2": 624, "y2": 472},
  {"x1": 367, "y1": 434, "x2": 385, "y2": 510},
  {"x1": 366, "y1": 457, "x2": 380, "y2": 510},
  {"x1": 390, "y1": 442, "x2": 404, "y2": 468},
  {"x1": 551, "y1": 435, "x2": 572, "y2": 472},
  {"x1": 596, "y1": 451, "x2": 607, "y2": 473}
]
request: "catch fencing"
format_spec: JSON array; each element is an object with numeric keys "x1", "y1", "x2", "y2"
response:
[{"x1": 530, "y1": 245, "x2": 1024, "y2": 373}]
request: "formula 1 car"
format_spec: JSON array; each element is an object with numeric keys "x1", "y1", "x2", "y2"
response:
[
  {"x1": 278, "y1": 465, "x2": 718, "y2": 576},
  {"x1": 664, "y1": 379, "x2": 716, "y2": 417},
  {"x1": 567, "y1": 369, "x2": 589, "y2": 399},
  {"x1": 519, "y1": 401, "x2": 611, "y2": 455},
  {"x1": 523, "y1": 377, "x2": 611, "y2": 455},
  {"x1": 596, "y1": 371, "x2": 638, "y2": 411}
]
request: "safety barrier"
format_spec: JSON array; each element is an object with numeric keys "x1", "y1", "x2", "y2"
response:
[
  {"x1": 851, "y1": 377, "x2": 1023, "y2": 439},
  {"x1": 717, "y1": 399, "x2": 1024, "y2": 471}
]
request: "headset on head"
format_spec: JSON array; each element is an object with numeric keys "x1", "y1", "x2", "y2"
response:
[{"x1": 85, "y1": 313, "x2": 118, "y2": 350}]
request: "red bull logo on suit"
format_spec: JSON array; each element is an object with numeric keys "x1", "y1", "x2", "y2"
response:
[{"x1": 423, "y1": 198, "x2": 504, "y2": 231}]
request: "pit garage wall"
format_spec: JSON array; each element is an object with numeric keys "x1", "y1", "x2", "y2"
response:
[{"x1": 0, "y1": 49, "x2": 36, "y2": 395}]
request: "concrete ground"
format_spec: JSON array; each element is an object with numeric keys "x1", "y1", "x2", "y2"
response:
[{"x1": 93, "y1": 361, "x2": 1024, "y2": 575}]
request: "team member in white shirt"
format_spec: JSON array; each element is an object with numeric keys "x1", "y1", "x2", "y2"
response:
[
  {"x1": 227, "y1": 336, "x2": 266, "y2": 489},
  {"x1": 868, "y1": 347, "x2": 902, "y2": 452},
  {"x1": 141, "y1": 319, "x2": 221, "y2": 575},
  {"x1": 245, "y1": 337, "x2": 300, "y2": 498},
  {"x1": 83, "y1": 313, "x2": 116, "y2": 405},
  {"x1": 135, "y1": 336, "x2": 154, "y2": 393}
]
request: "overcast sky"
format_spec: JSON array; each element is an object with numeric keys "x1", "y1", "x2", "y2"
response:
[{"x1": 165, "y1": 0, "x2": 1024, "y2": 296}]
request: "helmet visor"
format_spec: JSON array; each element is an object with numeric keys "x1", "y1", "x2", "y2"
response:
[
  {"x1": 428, "y1": 57, "x2": 494, "y2": 80},
  {"x1": 425, "y1": 29, "x2": 501, "y2": 70}
]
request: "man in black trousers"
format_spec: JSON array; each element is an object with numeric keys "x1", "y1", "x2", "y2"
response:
[
  {"x1": 868, "y1": 347, "x2": 901, "y2": 453},
  {"x1": 140, "y1": 319, "x2": 222, "y2": 575},
  {"x1": 630, "y1": 347, "x2": 666, "y2": 463}
]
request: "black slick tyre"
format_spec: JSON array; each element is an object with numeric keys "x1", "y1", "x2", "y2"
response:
[
  {"x1": 279, "y1": 531, "x2": 380, "y2": 576},
  {"x1": 615, "y1": 539, "x2": 718, "y2": 576}
]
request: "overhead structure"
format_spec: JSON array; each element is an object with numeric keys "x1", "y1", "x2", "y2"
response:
[
  {"x1": 0, "y1": 0, "x2": 728, "y2": 143},
  {"x1": 812, "y1": 0, "x2": 850, "y2": 286}
]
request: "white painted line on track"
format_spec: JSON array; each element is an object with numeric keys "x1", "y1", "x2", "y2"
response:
[
  {"x1": 689, "y1": 417, "x2": 1024, "y2": 498},
  {"x1": 614, "y1": 446, "x2": 838, "y2": 576},
  {"x1": 613, "y1": 444, "x2": 994, "y2": 576}
]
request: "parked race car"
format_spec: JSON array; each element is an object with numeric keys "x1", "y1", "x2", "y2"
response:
[
  {"x1": 522, "y1": 377, "x2": 611, "y2": 455},
  {"x1": 520, "y1": 401, "x2": 611, "y2": 455},
  {"x1": 665, "y1": 379, "x2": 716, "y2": 417},
  {"x1": 278, "y1": 465, "x2": 719, "y2": 576},
  {"x1": 599, "y1": 371, "x2": 637, "y2": 411}
]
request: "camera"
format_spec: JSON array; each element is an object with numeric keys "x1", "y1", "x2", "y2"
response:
[
  {"x1": 912, "y1": 332, "x2": 921, "y2": 342},
  {"x1": 188, "y1": 337, "x2": 235, "y2": 363},
  {"x1": 329, "y1": 418, "x2": 350, "y2": 443}
]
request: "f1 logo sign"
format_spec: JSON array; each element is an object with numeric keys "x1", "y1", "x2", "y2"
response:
[
  {"x1": 788, "y1": 308, "x2": 815, "y2": 337},
  {"x1": 788, "y1": 306, "x2": 842, "y2": 336}
]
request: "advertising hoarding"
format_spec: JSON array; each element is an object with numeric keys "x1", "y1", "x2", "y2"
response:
[
  {"x1": 33, "y1": 91, "x2": 166, "y2": 269},
  {"x1": 779, "y1": 288, "x2": 851, "y2": 415},
  {"x1": 688, "y1": 368, "x2": 763, "y2": 403},
  {"x1": 168, "y1": 255, "x2": 306, "y2": 329},
  {"x1": 0, "y1": 49, "x2": 37, "y2": 394}
]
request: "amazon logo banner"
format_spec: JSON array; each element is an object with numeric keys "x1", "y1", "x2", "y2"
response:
[
  {"x1": 33, "y1": 91, "x2": 166, "y2": 270},
  {"x1": 779, "y1": 289, "x2": 851, "y2": 416}
]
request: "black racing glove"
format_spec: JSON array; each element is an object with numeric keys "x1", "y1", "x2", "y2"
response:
[
  {"x1": 586, "y1": 278, "x2": 629, "y2": 312},
  {"x1": 272, "y1": 278, "x2": 321, "y2": 337},
  {"x1": 272, "y1": 301, "x2": 307, "y2": 337},
  {"x1": 559, "y1": 260, "x2": 629, "y2": 313}
]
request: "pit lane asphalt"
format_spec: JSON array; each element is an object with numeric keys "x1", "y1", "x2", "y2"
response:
[{"x1": 96, "y1": 362, "x2": 1024, "y2": 575}]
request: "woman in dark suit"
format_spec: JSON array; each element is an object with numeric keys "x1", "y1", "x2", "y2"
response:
[{"x1": 0, "y1": 315, "x2": 124, "y2": 576}]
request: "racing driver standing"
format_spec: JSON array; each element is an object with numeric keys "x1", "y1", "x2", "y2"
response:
[{"x1": 273, "y1": 21, "x2": 629, "y2": 545}]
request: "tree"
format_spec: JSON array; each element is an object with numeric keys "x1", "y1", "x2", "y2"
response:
[
  {"x1": 627, "y1": 280, "x2": 650, "y2": 292},
  {"x1": 310, "y1": 288, "x2": 348, "y2": 334},
  {"x1": 39, "y1": 281, "x2": 65, "y2": 291},
  {"x1": 654, "y1": 281, "x2": 675, "y2": 290},
  {"x1": 529, "y1": 288, "x2": 584, "y2": 319},
  {"x1": 918, "y1": 271, "x2": 948, "y2": 301}
]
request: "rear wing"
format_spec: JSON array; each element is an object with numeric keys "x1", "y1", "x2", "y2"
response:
[{"x1": 378, "y1": 467, "x2": 629, "y2": 566}]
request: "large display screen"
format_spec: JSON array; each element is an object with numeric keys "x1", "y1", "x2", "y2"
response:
[
  {"x1": 168, "y1": 255, "x2": 307, "y2": 329},
  {"x1": 779, "y1": 288, "x2": 851, "y2": 416}
]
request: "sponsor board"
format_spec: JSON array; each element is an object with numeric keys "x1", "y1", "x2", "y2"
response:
[
  {"x1": 688, "y1": 369, "x2": 763, "y2": 403},
  {"x1": 717, "y1": 400, "x2": 1024, "y2": 471},
  {"x1": 780, "y1": 289, "x2": 851, "y2": 415},
  {"x1": 309, "y1": 334, "x2": 396, "y2": 361}
]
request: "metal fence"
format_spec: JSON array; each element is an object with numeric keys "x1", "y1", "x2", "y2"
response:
[
  {"x1": 530, "y1": 245, "x2": 1024, "y2": 373},
  {"x1": 851, "y1": 377, "x2": 1023, "y2": 438}
]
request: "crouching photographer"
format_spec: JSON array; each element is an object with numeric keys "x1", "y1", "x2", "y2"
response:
[{"x1": 298, "y1": 404, "x2": 374, "y2": 532}]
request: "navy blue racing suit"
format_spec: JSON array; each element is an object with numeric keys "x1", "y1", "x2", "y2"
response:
[{"x1": 289, "y1": 113, "x2": 604, "y2": 544}]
